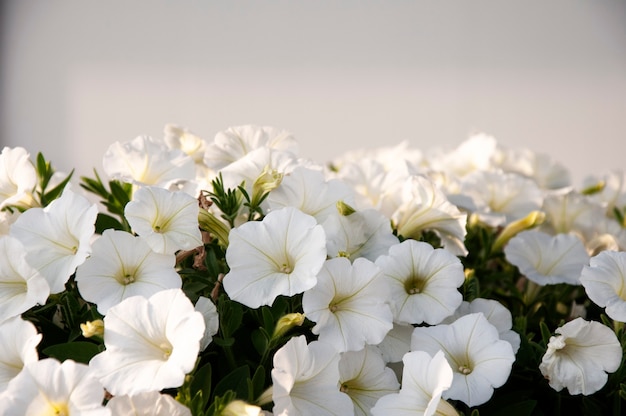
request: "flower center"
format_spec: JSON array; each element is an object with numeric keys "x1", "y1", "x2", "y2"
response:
[
  {"x1": 458, "y1": 364, "x2": 472, "y2": 375},
  {"x1": 115, "y1": 268, "x2": 138, "y2": 285},
  {"x1": 159, "y1": 341, "x2": 173, "y2": 360},
  {"x1": 47, "y1": 402, "x2": 69, "y2": 416},
  {"x1": 404, "y1": 274, "x2": 427, "y2": 295},
  {"x1": 340, "y1": 383, "x2": 349, "y2": 393}
]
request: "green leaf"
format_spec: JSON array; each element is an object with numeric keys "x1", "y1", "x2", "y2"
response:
[
  {"x1": 190, "y1": 363, "x2": 212, "y2": 409},
  {"x1": 250, "y1": 365, "x2": 265, "y2": 402},
  {"x1": 212, "y1": 365, "x2": 250, "y2": 400},
  {"x1": 42, "y1": 342, "x2": 101, "y2": 364},
  {"x1": 109, "y1": 180, "x2": 132, "y2": 207},
  {"x1": 251, "y1": 328, "x2": 269, "y2": 356},
  {"x1": 539, "y1": 321, "x2": 552, "y2": 346},
  {"x1": 43, "y1": 170, "x2": 74, "y2": 202},
  {"x1": 94, "y1": 213, "x2": 126, "y2": 234}
]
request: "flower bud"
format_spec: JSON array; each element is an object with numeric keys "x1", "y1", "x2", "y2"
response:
[
  {"x1": 80, "y1": 319, "x2": 104, "y2": 338},
  {"x1": 492, "y1": 210, "x2": 545, "y2": 252},
  {"x1": 273, "y1": 312, "x2": 305, "y2": 339}
]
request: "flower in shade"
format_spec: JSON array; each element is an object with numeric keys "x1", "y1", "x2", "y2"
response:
[
  {"x1": 302, "y1": 257, "x2": 393, "y2": 352},
  {"x1": 504, "y1": 230, "x2": 589, "y2": 285},
  {"x1": 580, "y1": 250, "x2": 626, "y2": 322},
  {"x1": 102, "y1": 135, "x2": 195, "y2": 187},
  {"x1": 371, "y1": 350, "x2": 457, "y2": 416},
  {"x1": 75, "y1": 229, "x2": 181, "y2": 314},
  {"x1": 0, "y1": 146, "x2": 36, "y2": 210},
  {"x1": 271, "y1": 335, "x2": 354, "y2": 416},
  {"x1": 375, "y1": 240, "x2": 464, "y2": 325},
  {"x1": 0, "y1": 235, "x2": 49, "y2": 321},
  {"x1": 338, "y1": 346, "x2": 400, "y2": 416},
  {"x1": 10, "y1": 185, "x2": 98, "y2": 294},
  {"x1": 195, "y1": 296, "x2": 220, "y2": 351},
  {"x1": 376, "y1": 323, "x2": 415, "y2": 364},
  {"x1": 0, "y1": 358, "x2": 109, "y2": 415},
  {"x1": 223, "y1": 207, "x2": 326, "y2": 309},
  {"x1": 106, "y1": 391, "x2": 191, "y2": 416},
  {"x1": 0, "y1": 316, "x2": 41, "y2": 392},
  {"x1": 539, "y1": 318, "x2": 622, "y2": 395},
  {"x1": 124, "y1": 185, "x2": 203, "y2": 254},
  {"x1": 89, "y1": 289, "x2": 205, "y2": 396},
  {"x1": 411, "y1": 313, "x2": 515, "y2": 407}
]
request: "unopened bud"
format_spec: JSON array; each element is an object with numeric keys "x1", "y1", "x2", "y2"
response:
[
  {"x1": 273, "y1": 313, "x2": 305, "y2": 339},
  {"x1": 220, "y1": 400, "x2": 262, "y2": 416},
  {"x1": 80, "y1": 319, "x2": 104, "y2": 338},
  {"x1": 336, "y1": 200, "x2": 356, "y2": 216},
  {"x1": 492, "y1": 211, "x2": 546, "y2": 252},
  {"x1": 198, "y1": 209, "x2": 231, "y2": 247}
]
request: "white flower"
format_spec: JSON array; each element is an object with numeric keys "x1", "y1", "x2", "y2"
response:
[
  {"x1": 76, "y1": 229, "x2": 181, "y2": 314},
  {"x1": 339, "y1": 346, "x2": 400, "y2": 416},
  {"x1": 164, "y1": 124, "x2": 209, "y2": 165},
  {"x1": 103, "y1": 135, "x2": 195, "y2": 187},
  {"x1": 89, "y1": 289, "x2": 205, "y2": 396},
  {"x1": 495, "y1": 147, "x2": 571, "y2": 190},
  {"x1": 376, "y1": 323, "x2": 414, "y2": 364},
  {"x1": 0, "y1": 358, "x2": 109, "y2": 415},
  {"x1": 504, "y1": 230, "x2": 589, "y2": 285},
  {"x1": 107, "y1": 391, "x2": 191, "y2": 416},
  {"x1": 442, "y1": 298, "x2": 520, "y2": 354},
  {"x1": 271, "y1": 335, "x2": 353, "y2": 416},
  {"x1": 411, "y1": 313, "x2": 515, "y2": 407},
  {"x1": 426, "y1": 133, "x2": 498, "y2": 178},
  {"x1": 541, "y1": 191, "x2": 604, "y2": 238},
  {"x1": 223, "y1": 207, "x2": 326, "y2": 308},
  {"x1": 195, "y1": 296, "x2": 220, "y2": 351},
  {"x1": 0, "y1": 317, "x2": 41, "y2": 392},
  {"x1": 371, "y1": 350, "x2": 457, "y2": 416},
  {"x1": 391, "y1": 175, "x2": 468, "y2": 256},
  {"x1": 302, "y1": 257, "x2": 393, "y2": 352},
  {"x1": 581, "y1": 250, "x2": 626, "y2": 322},
  {"x1": 10, "y1": 185, "x2": 98, "y2": 294},
  {"x1": 375, "y1": 240, "x2": 464, "y2": 325},
  {"x1": 0, "y1": 146, "x2": 36, "y2": 210},
  {"x1": 539, "y1": 318, "x2": 622, "y2": 395},
  {"x1": 125, "y1": 186, "x2": 203, "y2": 254},
  {"x1": 267, "y1": 166, "x2": 355, "y2": 224},
  {"x1": 0, "y1": 235, "x2": 49, "y2": 321}
]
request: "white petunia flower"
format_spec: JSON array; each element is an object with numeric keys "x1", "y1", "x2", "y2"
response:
[
  {"x1": 267, "y1": 166, "x2": 355, "y2": 225},
  {"x1": 539, "y1": 318, "x2": 622, "y2": 395},
  {"x1": 164, "y1": 123, "x2": 209, "y2": 165},
  {"x1": 339, "y1": 346, "x2": 400, "y2": 416},
  {"x1": 504, "y1": 230, "x2": 589, "y2": 285},
  {"x1": 442, "y1": 298, "x2": 521, "y2": 354},
  {"x1": 495, "y1": 147, "x2": 571, "y2": 190},
  {"x1": 223, "y1": 207, "x2": 326, "y2": 309},
  {"x1": 371, "y1": 350, "x2": 457, "y2": 416},
  {"x1": 0, "y1": 146, "x2": 36, "y2": 210},
  {"x1": 0, "y1": 358, "x2": 109, "y2": 415},
  {"x1": 10, "y1": 185, "x2": 98, "y2": 294},
  {"x1": 426, "y1": 133, "x2": 499, "y2": 178},
  {"x1": 376, "y1": 323, "x2": 414, "y2": 364},
  {"x1": 103, "y1": 135, "x2": 195, "y2": 187},
  {"x1": 375, "y1": 240, "x2": 464, "y2": 325},
  {"x1": 0, "y1": 316, "x2": 41, "y2": 392},
  {"x1": 541, "y1": 191, "x2": 604, "y2": 239},
  {"x1": 302, "y1": 257, "x2": 393, "y2": 352},
  {"x1": 390, "y1": 175, "x2": 468, "y2": 256},
  {"x1": 75, "y1": 229, "x2": 181, "y2": 315},
  {"x1": 271, "y1": 335, "x2": 354, "y2": 416},
  {"x1": 106, "y1": 391, "x2": 191, "y2": 416},
  {"x1": 89, "y1": 289, "x2": 205, "y2": 396},
  {"x1": 0, "y1": 235, "x2": 49, "y2": 321},
  {"x1": 580, "y1": 250, "x2": 626, "y2": 322},
  {"x1": 124, "y1": 186, "x2": 203, "y2": 254},
  {"x1": 411, "y1": 313, "x2": 515, "y2": 407},
  {"x1": 195, "y1": 296, "x2": 220, "y2": 351}
]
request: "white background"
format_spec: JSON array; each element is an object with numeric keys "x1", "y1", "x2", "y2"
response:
[{"x1": 2, "y1": 0, "x2": 625, "y2": 185}]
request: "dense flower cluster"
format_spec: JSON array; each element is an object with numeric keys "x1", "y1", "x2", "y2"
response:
[{"x1": 0, "y1": 125, "x2": 625, "y2": 415}]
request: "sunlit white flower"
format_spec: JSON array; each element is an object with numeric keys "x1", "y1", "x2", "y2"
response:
[
  {"x1": 426, "y1": 133, "x2": 498, "y2": 178},
  {"x1": 267, "y1": 166, "x2": 355, "y2": 224},
  {"x1": 323, "y1": 208, "x2": 399, "y2": 262},
  {"x1": 302, "y1": 257, "x2": 393, "y2": 352},
  {"x1": 125, "y1": 186, "x2": 203, "y2": 254},
  {"x1": 0, "y1": 317, "x2": 41, "y2": 392},
  {"x1": 0, "y1": 358, "x2": 109, "y2": 415},
  {"x1": 411, "y1": 313, "x2": 515, "y2": 407},
  {"x1": 271, "y1": 335, "x2": 353, "y2": 416},
  {"x1": 10, "y1": 185, "x2": 98, "y2": 294},
  {"x1": 339, "y1": 346, "x2": 400, "y2": 416},
  {"x1": 539, "y1": 318, "x2": 622, "y2": 395},
  {"x1": 459, "y1": 170, "x2": 543, "y2": 227},
  {"x1": 223, "y1": 207, "x2": 326, "y2": 308},
  {"x1": 584, "y1": 170, "x2": 626, "y2": 216},
  {"x1": 371, "y1": 350, "x2": 457, "y2": 416},
  {"x1": 0, "y1": 236, "x2": 49, "y2": 321},
  {"x1": 390, "y1": 175, "x2": 468, "y2": 256},
  {"x1": 76, "y1": 229, "x2": 181, "y2": 314},
  {"x1": 204, "y1": 125, "x2": 298, "y2": 171},
  {"x1": 195, "y1": 296, "x2": 220, "y2": 351},
  {"x1": 495, "y1": 147, "x2": 571, "y2": 190},
  {"x1": 504, "y1": 230, "x2": 589, "y2": 285},
  {"x1": 106, "y1": 391, "x2": 191, "y2": 416},
  {"x1": 0, "y1": 146, "x2": 36, "y2": 210},
  {"x1": 164, "y1": 124, "x2": 208, "y2": 165},
  {"x1": 0, "y1": 210, "x2": 20, "y2": 236},
  {"x1": 580, "y1": 250, "x2": 626, "y2": 322},
  {"x1": 375, "y1": 240, "x2": 464, "y2": 325},
  {"x1": 89, "y1": 289, "x2": 205, "y2": 396},
  {"x1": 103, "y1": 135, "x2": 195, "y2": 187},
  {"x1": 332, "y1": 141, "x2": 422, "y2": 175},
  {"x1": 541, "y1": 191, "x2": 604, "y2": 238},
  {"x1": 442, "y1": 298, "x2": 520, "y2": 354}
]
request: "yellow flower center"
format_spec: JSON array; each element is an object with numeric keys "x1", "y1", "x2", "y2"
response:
[
  {"x1": 458, "y1": 364, "x2": 472, "y2": 375},
  {"x1": 404, "y1": 274, "x2": 427, "y2": 295}
]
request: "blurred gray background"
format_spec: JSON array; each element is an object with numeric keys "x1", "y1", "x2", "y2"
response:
[{"x1": 1, "y1": 0, "x2": 625, "y2": 185}]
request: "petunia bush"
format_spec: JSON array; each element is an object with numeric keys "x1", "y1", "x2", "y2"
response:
[{"x1": 0, "y1": 125, "x2": 626, "y2": 415}]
